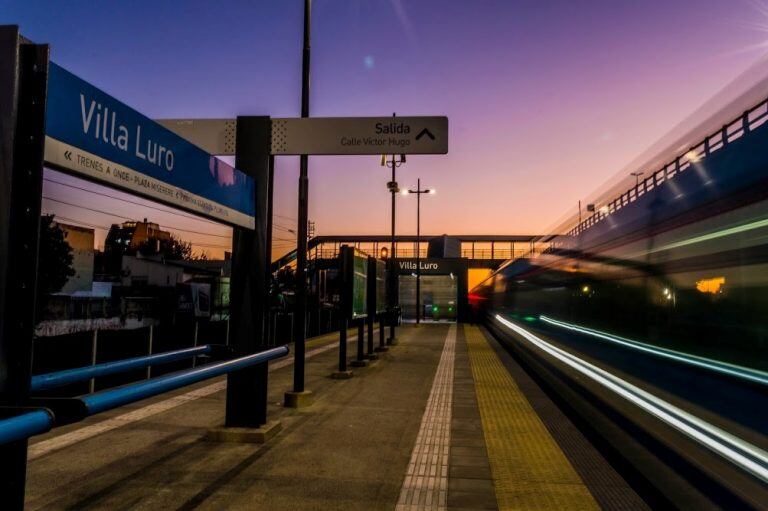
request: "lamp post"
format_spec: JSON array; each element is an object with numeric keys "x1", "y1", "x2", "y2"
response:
[
  {"x1": 382, "y1": 127, "x2": 406, "y2": 342},
  {"x1": 402, "y1": 179, "x2": 435, "y2": 324},
  {"x1": 287, "y1": 0, "x2": 311, "y2": 406},
  {"x1": 631, "y1": 171, "x2": 644, "y2": 187}
]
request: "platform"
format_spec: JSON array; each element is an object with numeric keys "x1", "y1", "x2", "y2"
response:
[{"x1": 25, "y1": 325, "x2": 647, "y2": 510}]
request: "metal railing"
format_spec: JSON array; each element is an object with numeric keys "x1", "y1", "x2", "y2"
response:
[
  {"x1": 568, "y1": 96, "x2": 768, "y2": 237},
  {"x1": 30, "y1": 344, "x2": 215, "y2": 392},
  {"x1": 81, "y1": 347, "x2": 288, "y2": 415},
  {"x1": 0, "y1": 345, "x2": 288, "y2": 445},
  {"x1": 311, "y1": 247, "x2": 526, "y2": 260},
  {"x1": 0, "y1": 409, "x2": 54, "y2": 445}
]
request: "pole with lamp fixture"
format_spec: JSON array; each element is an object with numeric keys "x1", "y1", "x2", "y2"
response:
[
  {"x1": 381, "y1": 120, "x2": 406, "y2": 342},
  {"x1": 401, "y1": 179, "x2": 435, "y2": 324}
]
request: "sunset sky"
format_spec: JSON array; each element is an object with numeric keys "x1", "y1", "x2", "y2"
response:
[{"x1": 4, "y1": 0, "x2": 768, "y2": 259}]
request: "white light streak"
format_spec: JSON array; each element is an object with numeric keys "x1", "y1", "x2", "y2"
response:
[{"x1": 495, "y1": 315, "x2": 768, "y2": 483}]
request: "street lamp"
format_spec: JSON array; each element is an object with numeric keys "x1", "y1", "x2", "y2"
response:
[
  {"x1": 402, "y1": 178, "x2": 435, "y2": 325},
  {"x1": 381, "y1": 123, "x2": 406, "y2": 342},
  {"x1": 630, "y1": 171, "x2": 644, "y2": 187}
]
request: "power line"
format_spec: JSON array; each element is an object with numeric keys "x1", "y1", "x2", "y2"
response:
[
  {"x1": 51, "y1": 214, "x2": 231, "y2": 250},
  {"x1": 43, "y1": 177, "x2": 226, "y2": 226},
  {"x1": 42, "y1": 196, "x2": 233, "y2": 240}
]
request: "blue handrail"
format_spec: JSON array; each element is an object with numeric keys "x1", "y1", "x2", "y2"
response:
[
  {"x1": 81, "y1": 346, "x2": 289, "y2": 415},
  {"x1": 0, "y1": 409, "x2": 54, "y2": 445},
  {"x1": 31, "y1": 345, "x2": 214, "y2": 392}
]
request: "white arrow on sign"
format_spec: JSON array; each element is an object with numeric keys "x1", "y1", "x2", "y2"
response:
[{"x1": 270, "y1": 116, "x2": 448, "y2": 155}]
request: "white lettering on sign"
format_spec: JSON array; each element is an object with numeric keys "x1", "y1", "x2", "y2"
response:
[
  {"x1": 399, "y1": 261, "x2": 439, "y2": 271},
  {"x1": 270, "y1": 117, "x2": 448, "y2": 155},
  {"x1": 80, "y1": 94, "x2": 174, "y2": 172}
]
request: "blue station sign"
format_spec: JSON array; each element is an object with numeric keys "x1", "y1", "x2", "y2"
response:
[{"x1": 44, "y1": 63, "x2": 255, "y2": 229}]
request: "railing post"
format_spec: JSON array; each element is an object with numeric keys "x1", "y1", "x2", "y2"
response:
[
  {"x1": 89, "y1": 329, "x2": 98, "y2": 393},
  {"x1": 0, "y1": 26, "x2": 49, "y2": 509},
  {"x1": 192, "y1": 320, "x2": 199, "y2": 368},
  {"x1": 146, "y1": 324, "x2": 153, "y2": 380}
]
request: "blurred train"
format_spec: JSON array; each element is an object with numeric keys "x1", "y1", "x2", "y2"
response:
[{"x1": 472, "y1": 75, "x2": 768, "y2": 507}]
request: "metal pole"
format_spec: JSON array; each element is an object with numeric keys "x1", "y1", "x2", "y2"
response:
[
  {"x1": 192, "y1": 320, "x2": 199, "y2": 368},
  {"x1": 146, "y1": 324, "x2": 153, "y2": 380},
  {"x1": 367, "y1": 312, "x2": 374, "y2": 356},
  {"x1": 293, "y1": 0, "x2": 311, "y2": 395},
  {"x1": 89, "y1": 329, "x2": 98, "y2": 393},
  {"x1": 338, "y1": 316, "x2": 347, "y2": 372},
  {"x1": 416, "y1": 178, "x2": 421, "y2": 325},
  {"x1": 379, "y1": 315, "x2": 385, "y2": 349},
  {"x1": 389, "y1": 163, "x2": 397, "y2": 343},
  {"x1": 356, "y1": 320, "x2": 365, "y2": 363}
]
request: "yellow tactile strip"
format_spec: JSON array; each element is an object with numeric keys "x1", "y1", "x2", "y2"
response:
[{"x1": 464, "y1": 325, "x2": 600, "y2": 510}]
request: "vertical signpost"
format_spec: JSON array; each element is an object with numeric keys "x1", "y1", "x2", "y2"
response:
[
  {"x1": 374, "y1": 259, "x2": 389, "y2": 352},
  {"x1": 0, "y1": 26, "x2": 49, "y2": 509},
  {"x1": 332, "y1": 245, "x2": 368, "y2": 378},
  {"x1": 284, "y1": 0, "x2": 313, "y2": 409},
  {"x1": 225, "y1": 116, "x2": 273, "y2": 429}
]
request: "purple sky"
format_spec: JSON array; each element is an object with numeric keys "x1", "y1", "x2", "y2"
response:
[{"x1": 4, "y1": 0, "x2": 768, "y2": 258}]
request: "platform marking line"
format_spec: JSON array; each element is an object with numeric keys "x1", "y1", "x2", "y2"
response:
[
  {"x1": 465, "y1": 324, "x2": 600, "y2": 511},
  {"x1": 28, "y1": 334, "x2": 358, "y2": 461},
  {"x1": 396, "y1": 324, "x2": 455, "y2": 511}
]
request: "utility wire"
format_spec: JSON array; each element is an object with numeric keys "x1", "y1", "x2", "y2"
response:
[
  {"x1": 44, "y1": 177, "x2": 226, "y2": 226},
  {"x1": 42, "y1": 196, "x2": 233, "y2": 240},
  {"x1": 50, "y1": 215, "x2": 231, "y2": 250}
]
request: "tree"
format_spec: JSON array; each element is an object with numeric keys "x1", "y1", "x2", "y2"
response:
[
  {"x1": 158, "y1": 235, "x2": 193, "y2": 260},
  {"x1": 36, "y1": 215, "x2": 75, "y2": 308}
]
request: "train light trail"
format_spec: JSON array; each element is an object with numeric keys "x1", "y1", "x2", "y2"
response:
[
  {"x1": 538, "y1": 315, "x2": 768, "y2": 387},
  {"x1": 495, "y1": 315, "x2": 768, "y2": 484}
]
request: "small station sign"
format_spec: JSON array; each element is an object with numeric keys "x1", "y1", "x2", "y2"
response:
[{"x1": 271, "y1": 116, "x2": 448, "y2": 155}]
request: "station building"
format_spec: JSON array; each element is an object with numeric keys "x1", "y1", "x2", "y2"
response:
[{"x1": 272, "y1": 234, "x2": 540, "y2": 325}]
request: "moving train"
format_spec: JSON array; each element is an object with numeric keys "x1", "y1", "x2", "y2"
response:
[{"x1": 472, "y1": 69, "x2": 768, "y2": 508}]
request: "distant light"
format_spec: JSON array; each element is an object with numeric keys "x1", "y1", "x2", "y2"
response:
[
  {"x1": 448, "y1": 307, "x2": 454, "y2": 312},
  {"x1": 401, "y1": 189, "x2": 410, "y2": 196},
  {"x1": 429, "y1": 189, "x2": 436, "y2": 195},
  {"x1": 696, "y1": 277, "x2": 725, "y2": 294},
  {"x1": 363, "y1": 55, "x2": 375, "y2": 69},
  {"x1": 433, "y1": 306, "x2": 438, "y2": 312},
  {"x1": 380, "y1": 246, "x2": 389, "y2": 259},
  {"x1": 581, "y1": 285, "x2": 590, "y2": 293},
  {"x1": 685, "y1": 150, "x2": 700, "y2": 163}
]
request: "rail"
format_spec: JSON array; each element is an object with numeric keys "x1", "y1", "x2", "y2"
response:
[
  {"x1": 81, "y1": 346, "x2": 288, "y2": 415},
  {"x1": 30, "y1": 344, "x2": 215, "y2": 392},
  {"x1": 0, "y1": 409, "x2": 54, "y2": 445},
  {"x1": 569, "y1": 95, "x2": 768, "y2": 237},
  {"x1": 0, "y1": 345, "x2": 289, "y2": 445}
]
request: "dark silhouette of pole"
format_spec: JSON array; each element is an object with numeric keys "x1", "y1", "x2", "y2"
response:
[
  {"x1": 293, "y1": 0, "x2": 311, "y2": 394},
  {"x1": 383, "y1": 114, "x2": 405, "y2": 343},
  {"x1": 417, "y1": 179, "x2": 421, "y2": 323},
  {"x1": 404, "y1": 179, "x2": 434, "y2": 324}
]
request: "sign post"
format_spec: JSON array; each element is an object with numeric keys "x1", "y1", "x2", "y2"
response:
[
  {"x1": 0, "y1": 26, "x2": 49, "y2": 508},
  {"x1": 225, "y1": 117, "x2": 274, "y2": 429}
]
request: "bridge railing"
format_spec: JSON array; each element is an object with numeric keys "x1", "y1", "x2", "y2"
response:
[{"x1": 568, "y1": 95, "x2": 768, "y2": 238}]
